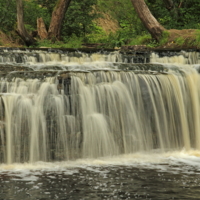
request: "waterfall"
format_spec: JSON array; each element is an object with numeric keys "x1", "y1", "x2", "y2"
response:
[{"x1": 0, "y1": 48, "x2": 200, "y2": 164}]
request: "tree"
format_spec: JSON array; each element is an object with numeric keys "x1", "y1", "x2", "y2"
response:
[
  {"x1": 147, "y1": 0, "x2": 200, "y2": 30},
  {"x1": 16, "y1": 0, "x2": 35, "y2": 46},
  {"x1": 36, "y1": 0, "x2": 98, "y2": 41},
  {"x1": 131, "y1": 0, "x2": 165, "y2": 41},
  {"x1": 48, "y1": 0, "x2": 72, "y2": 40},
  {"x1": 61, "y1": 0, "x2": 98, "y2": 38},
  {"x1": 16, "y1": 0, "x2": 71, "y2": 45}
]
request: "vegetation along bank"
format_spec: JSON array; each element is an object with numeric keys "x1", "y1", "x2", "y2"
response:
[{"x1": 0, "y1": 0, "x2": 200, "y2": 49}]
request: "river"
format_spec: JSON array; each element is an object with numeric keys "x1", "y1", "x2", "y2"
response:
[{"x1": 0, "y1": 48, "x2": 200, "y2": 199}]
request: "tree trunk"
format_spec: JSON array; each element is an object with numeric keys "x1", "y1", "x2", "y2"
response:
[
  {"x1": 131, "y1": 0, "x2": 165, "y2": 41},
  {"x1": 48, "y1": 0, "x2": 71, "y2": 40},
  {"x1": 37, "y1": 18, "x2": 48, "y2": 40},
  {"x1": 16, "y1": 0, "x2": 35, "y2": 46}
]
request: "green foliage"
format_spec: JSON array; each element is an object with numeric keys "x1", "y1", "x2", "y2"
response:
[
  {"x1": 85, "y1": 24, "x2": 108, "y2": 43},
  {"x1": 36, "y1": 35, "x2": 83, "y2": 48},
  {"x1": 24, "y1": 0, "x2": 51, "y2": 31},
  {"x1": 128, "y1": 31, "x2": 169, "y2": 48},
  {"x1": 0, "y1": 0, "x2": 16, "y2": 32},
  {"x1": 147, "y1": 0, "x2": 200, "y2": 30},
  {"x1": 104, "y1": 31, "x2": 127, "y2": 48},
  {"x1": 63, "y1": 34, "x2": 83, "y2": 48},
  {"x1": 35, "y1": 0, "x2": 55, "y2": 14},
  {"x1": 129, "y1": 34, "x2": 152, "y2": 45},
  {"x1": 61, "y1": 0, "x2": 98, "y2": 39},
  {"x1": 168, "y1": 30, "x2": 200, "y2": 48},
  {"x1": 158, "y1": 31, "x2": 170, "y2": 46},
  {"x1": 195, "y1": 30, "x2": 200, "y2": 42},
  {"x1": 97, "y1": 0, "x2": 145, "y2": 35},
  {"x1": 1, "y1": 0, "x2": 200, "y2": 48},
  {"x1": 89, "y1": 0, "x2": 147, "y2": 48},
  {"x1": 190, "y1": 30, "x2": 200, "y2": 48},
  {"x1": 0, "y1": 0, "x2": 50, "y2": 34},
  {"x1": 174, "y1": 37, "x2": 185, "y2": 46},
  {"x1": 85, "y1": 26, "x2": 141, "y2": 48},
  {"x1": 108, "y1": 28, "x2": 136, "y2": 47}
]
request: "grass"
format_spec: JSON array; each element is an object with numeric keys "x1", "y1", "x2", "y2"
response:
[
  {"x1": 129, "y1": 34, "x2": 152, "y2": 45},
  {"x1": 173, "y1": 30, "x2": 200, "y2": 48},
  {"x1": 127, "y1": 31, "x2": 170, "y2": 48},
  {"x1": 26, "y1": 29, "x2": 200, "y2": 49},
  {"x1": 193, "y1": 30, "x2": 200, "y2": 47},
  {"x1": 158, "y1": 30, "x2": 170, "y2": 46},
  {"x1": 174, "y1": 37, "x2": 185, "y2": 46},
  {"x1": 34, "y1": 34, "x2": 83, "y2": 48}
]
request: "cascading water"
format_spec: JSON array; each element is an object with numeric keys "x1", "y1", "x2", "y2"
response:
[
  {"x1": 2, "y1": 48, "x2": 200, "y2": 200},
  {"x1": 0, "y1": 48, "x2": 200, "y2": 164}
]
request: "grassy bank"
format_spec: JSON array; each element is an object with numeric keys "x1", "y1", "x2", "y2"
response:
[{"x1": 1, "y1": 29, "x2": 200, "y2": 50}]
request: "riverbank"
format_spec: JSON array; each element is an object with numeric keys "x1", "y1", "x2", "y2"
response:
[{"x1": 1, "y1": 29, "x2": 200, "y2": 51}]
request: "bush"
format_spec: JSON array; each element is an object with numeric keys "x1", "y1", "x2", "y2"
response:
[
  {"x1": 0, "y1": 0, "x2": 16, "y2": 32},
  {"x1": 129, "y1": 34, "x2": 152, "y2": 45},
  {"x1": 24, "y1": 0, "x2": 51, "y2": 31},
  {"x1": 61, "y1": 0, "x2": 98, "y2": 39}
]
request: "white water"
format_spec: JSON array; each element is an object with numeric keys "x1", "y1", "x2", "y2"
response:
[
  {"x1": 0, "y1": 49, "x2": 123, "y2": 69},
  {"x1": 1, "y1": 150, "x2": 200, "y2": 183},
  {"x1": 0, "y1": 49, "x2": 200, "y2": 168},
  {"x1": 151, "y1": 51, "x2": 200, "y2": 65}
]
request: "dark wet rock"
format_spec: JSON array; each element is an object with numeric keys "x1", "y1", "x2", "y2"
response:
[
  {"x1": 114, "y1": 63, "x2": 168, "y2": 73},
  {"x1": 121, "y1": 45, "x2": 150, "y2": 51},
  {"x1": 0, "y1": 64, "x2": 33, "y2": 72}
]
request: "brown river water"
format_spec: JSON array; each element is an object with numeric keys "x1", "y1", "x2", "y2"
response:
[{"x1": 1, "y1": 151, "x2": 200, "y2": 200}]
